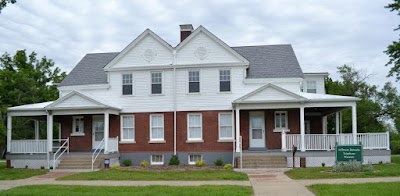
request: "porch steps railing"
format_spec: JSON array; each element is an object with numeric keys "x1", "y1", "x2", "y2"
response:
[
  {"x1": 92, "y1": 138, "x2": 105, "y2": 171},
  {"x1": 52, "y1": 138, "x2": 69, "y2": 171},
  {"x1": 285, "y1": 133, "x2": 389, "y2": 151}
]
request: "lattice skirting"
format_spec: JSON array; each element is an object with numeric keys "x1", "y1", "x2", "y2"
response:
[
  {"x1": 286, "y1": 155, "x2": 391, "y2": 168},
  {"x1": 11, "y1": 159, "x2": 60, "y2": 169}
]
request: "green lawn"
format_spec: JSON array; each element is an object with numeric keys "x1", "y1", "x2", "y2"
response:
[
  {"x1": 0, "y1": 160, "x2": 47, "y2": 180},
  {"x1": 58, "y1": 169, "x2": 248, "y2": 181},
  {"x1": 0, "y1": 185, "x2": 253, "y2": 196},
  {"x1": 285, "y1": 155, "x2": 400, "y2": 180},
  {"x1": 309, "y1": 182, "x2": 400, "y2": 196}
]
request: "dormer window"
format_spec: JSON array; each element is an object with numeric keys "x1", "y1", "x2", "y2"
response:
[
  {"x1": 122, "y1": 74, "x2": 133, "y2": 95},
  {"x1": 306, "y1": 81, "x2": 317, "y2": 93}
]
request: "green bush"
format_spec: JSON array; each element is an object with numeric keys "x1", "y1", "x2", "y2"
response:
[
  {"x1": 321, "y1": 162, "x2": 326, "y2": 167},
  {"x1": 140, "y1": 160, "x2": 149, "y2": 167},
  {"x1": 224, "y1": 164, "x2": 233, "y2": 170},
  {"x1": 391, "y1": 140, "x2": 400, "y2": 154},
  {"x1": 214, "y1": 159, "x2": 223, "y2": 166},
  {"x1": 195, "y1": 160, "x2": 206, "y2": 167},
  {"x1": 111, "y1": 165, "x2": 121, "y2": 170},
  {"x1": 123, "y1": 159, "x2": 132, "y2": 166},
  {"x1": 332, "y1": 160, "x2": 373, "y2": 172},
  {"x1": 169, "y1": 155, "x2": 180, "y2": 165},
  {"x1": 40, "y1": 166, "x2": 45, "y2": 170}
]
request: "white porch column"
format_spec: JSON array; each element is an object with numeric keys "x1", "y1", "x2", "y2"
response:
[
  {"x1": 322, "y1": 116, "x2": 327, "y2": 134},
  {"x1": 235, "y1": 107, "x2": 240, "y2": 152},
  {"x1": 34, "y1": 120, "x2": 40, "y2": 140},
  {"x1": 281, "y1": 131, "x2": 287, "y2": 152},
  {"x1": 335, "y1": 112, "x2": 340, "y2": 135},
  {"x1": 6, "y1": 115, "x2": 12, "y2": 153},
  {"x1": 351, "y1": 104, "x2": 357, "y2": 144},
  {"x1": 104, "y1": 111, "x2": 109, "y2": 154},
  {"x1": 47, "y1": 112, "x2": 53, "y2": 152},
  {"x1": 300, "y1": 106, "x2": 306, "y2": 152}
]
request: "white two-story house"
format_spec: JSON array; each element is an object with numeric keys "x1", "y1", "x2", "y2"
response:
[{"x1": 5, "y1": 24, "x2": 391, "y2": 169}]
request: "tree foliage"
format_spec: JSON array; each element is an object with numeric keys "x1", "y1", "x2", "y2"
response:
[
  {"x1": 385, "y1": 0, "x2": 400, "y2": 80},
  {"x1": 0, "y1": 0, "x2": 16, "y2": 13}
]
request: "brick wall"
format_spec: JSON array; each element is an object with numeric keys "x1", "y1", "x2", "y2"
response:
[{"x1": 59, "y1": 115, "x2": 92, "y2": 152}]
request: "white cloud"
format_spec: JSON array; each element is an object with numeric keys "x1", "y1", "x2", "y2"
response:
[{"x1": 0, "y1": 0, "x2": 398, "y2": 88}]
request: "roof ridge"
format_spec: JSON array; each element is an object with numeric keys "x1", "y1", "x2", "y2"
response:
[
  {"x1": 86, "y1": 52, "x2": 120, "y2": 55},
  {"x1": 232, "y1": 44, "x2": 292, "y2": 48}
]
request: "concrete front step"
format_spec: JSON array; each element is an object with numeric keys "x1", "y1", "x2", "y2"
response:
[
  {"x1": 57, "y1": 154, "x2": 104, "y2": 170},
  {"x1": 236, "y1": 156, "x2": 287, "y2": 168}
]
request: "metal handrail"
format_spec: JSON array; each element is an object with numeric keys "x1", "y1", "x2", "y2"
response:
[
  {"x1": 53, "y1": 138, "x2": 69, "y2": 171},
  {"x1": 92, "y1": 138, "x2": 105, "y2": 171}
]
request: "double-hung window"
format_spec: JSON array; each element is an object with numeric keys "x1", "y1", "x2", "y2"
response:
[
  {"x1": 187, "y1": 114, "x2": 202, "y2": 141},
  {"x1": 275, "y1": 111, "x2": 287, "y2": 130},
  {"x1": 72, "y1": 116, "x2": 84, "y2": 135},
  {"x1": 151, "y1": 72, "x2": 162, "y2": 94},
  {"x1": 122, "y1": 74, "x2": 133, "y2": 95},
  {"x1": 150, "y1": 114, "x2": 164, "y2": 141},
  {"x1": 121, "y1": 115, "x2": 135, "y2": 142},
  {"x1": 219, "y1": 113, "x2": 233, "y2": 140},
  {"x1": 188, "y1": 154, "x2": 202, "y2": 165},
  {"x1": 188, "y1": 70, "x2": 200, "y2": 93},
  {"x1": 306, "y1": 81, "x2": 317, "y2": 93},
  {"x1": 219, "y1": 70, "x2": 231, "y2": 92},
  {"x1": 151, "y1": 155, "x2": 164, "y2": 165}
]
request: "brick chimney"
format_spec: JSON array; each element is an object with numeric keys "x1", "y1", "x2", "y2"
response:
[{"x1": 180, "y1": 24, "x2": 193, "y2": 42}]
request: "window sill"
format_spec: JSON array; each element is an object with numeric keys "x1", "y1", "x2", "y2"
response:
[
  {"x1": 70, "y1": 133, "x2": 85, "y2": 137},
  {"x1": 186, "y1": 140, "x2": 204, "y2": 143},
  {"x1": 119, "y1": 140, "x2": 136, "y2": 144},
  {"x1": 148, "y1": 140, "x2": 166, "y2": 144},
  {"x1": 121, "y1": 95, "x2": 135, "y2": 97},
  {"x1": 186, "y1": 92, "x2": 201, "y2": 95},
  {"x1": 149, "y1": 94, "x2": 165, "y2": 96},
  {"x1": 217, "y1": 139, "x2": 234, "y2": 143},
  {"x1": 273, "y1": 129, "x2": 290, "y2": 133},
  {"x1": 218, "y1": 91, "x2": 232, "y2": 94}
]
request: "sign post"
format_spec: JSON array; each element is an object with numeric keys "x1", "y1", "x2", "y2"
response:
[{"x1": 335, "y1": 143, "x2": 363, "y2": 163}]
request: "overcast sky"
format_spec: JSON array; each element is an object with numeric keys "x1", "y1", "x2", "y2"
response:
[{"x1": 0, "y1": 0, "x2": 398, "y2": 88}]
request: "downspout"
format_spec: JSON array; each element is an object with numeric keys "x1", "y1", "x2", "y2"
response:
[{"x1": 173, "y1": 50, "x2": 177, "y2": 155}]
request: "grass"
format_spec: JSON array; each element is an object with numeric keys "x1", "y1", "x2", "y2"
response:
[
  {"x1": 308, "y1": 182, "x2": 400, "y2": 196},
  {"x1": 0, "y1": 185, "x2": 253, "y2": 196},
  {"x1": 0, "y1": 160, "x2": 47, "y2": 180},
  {"x1": 58, "y1": 169, "x2": 248, "y2": 181},
  {"x1": 285, "y1": 155, "x2": 400, "y2": 180}
]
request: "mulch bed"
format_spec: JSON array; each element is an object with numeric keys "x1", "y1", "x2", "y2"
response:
[{"x1": 117, "y1": 165, "x2": 225, "y2": 171}]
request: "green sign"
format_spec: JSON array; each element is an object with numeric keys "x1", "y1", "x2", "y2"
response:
[{"x1": 335, "y1": 144, "x2": 363, "y2": 163}]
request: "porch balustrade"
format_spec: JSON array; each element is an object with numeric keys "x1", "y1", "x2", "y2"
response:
[
  {"x1": 10, "y1": 140, "x2": 47, "y2": 153},
  {"x1": 108, "y1": 137, "x2": 119, "y2": 153},
  {"x1": 284, "y1": 132, "x2": 389, "y2": 151}
]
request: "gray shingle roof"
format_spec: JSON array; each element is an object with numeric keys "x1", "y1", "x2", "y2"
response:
[
  {"x1": 59, "y1": 45, "x2": 303, "y2": 86},
  {"x1": 232, "y1": 44, "x2": 304, "y2": 78},
  {"x1": 59, "y1": 52, "x2": 119, "y2": 86}
]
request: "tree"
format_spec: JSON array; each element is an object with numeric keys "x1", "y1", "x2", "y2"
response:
[
  {"x1": 0, "y1": 50, "x2": 66, "y2": 140},
  {"x1": 385, "y1": 0, "x2": 400, "y2": 81},
  {"x1": 0, "y1": 0, "x2": 16, "y2": 13}
]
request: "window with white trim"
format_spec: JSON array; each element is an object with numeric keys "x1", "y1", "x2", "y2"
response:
[
  {"x1": 122, "y1": 74, "x2": 133, "y2": 95},
  {"x1": 121, "y1": 115, "x2": 135, "y2": 142},
  {"x1": 219, "y1": 70, "x2": 231, "y2": 92},
  {"x1": 72, "y1": 116, "x2": 84, "y2": 134},
  {"x1": 275, "y1": 111, "x2": 288, "y2": 129},
  {"x1": 150, "y1": 114, "x2": 164, "y2": 141},
  {"x1": 306, "y1": 81, "x2": 317, "y2": 93},
  {"x1": 219, "y1": 112, "x2": 233, "y2": 140},
  {"x1": 188, "y1": 70, "x2": 200, "y2": 93},
  {"x1": 188, "y1": 154, "x2": 202, "y2": 165},
  {"x1": 187, "y1": 113, "x2": 202, "y2": 141},
  {"x1": 151, "y1": 72, "x2": 162, "y2": 94},
  {"x1": 151, "y1": 155, "x2": 164, "y2": 165}
]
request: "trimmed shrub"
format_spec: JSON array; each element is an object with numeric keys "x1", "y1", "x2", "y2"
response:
[
  {"x1": 111, "y1": 165, "x2": 121, "y2": 170},
  {"x1": 332, "y1": 160, "x2": 373, "y2": 172},
  {"x1": 321, "y1": 162, "x2": 326, "y2": 167},
  {"x1": 214, "y1": 159, "x2": 223, "y2": 166},
  {"x1": 195, "y1": 160, "x2": 206, "y2": 167},
  {"x1": 169, "y1": 155, "x2": 180, "y2": 165},
  {"x1": 25, "y1": 165, "x2": 28, "y2": 169},
  {"x1": 391, "y1": 140, "x2": 400, "y2": 154},
  {"x1": 123, "y1": 159, "x2": 132, "y2": 167},
  {"x1": 224, "y1": 164, "x2": 233, "y2": 170},
  {"x1": 140, "y1": 160, "x2": 150, "y2": 167},
  {"x1": 40, "y1": 166, "x2": 45, "y2": 170}
]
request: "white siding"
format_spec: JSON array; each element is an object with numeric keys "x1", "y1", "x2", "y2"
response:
[
  {"x1": 176, "y1": 32, "x2": 242, "y2": 65},
  {"x1": 303, "y1": 75, "x2": 326, "y2": 94},
  {"x1": 113, "y1": 34, "x2": 173, "y2": 68},
  {"x1": 245, "y1": 88, "x2": 299, "y2": 102},
  {"x1": 54, "y1": 94, "x2": 100, "y2": 108}
]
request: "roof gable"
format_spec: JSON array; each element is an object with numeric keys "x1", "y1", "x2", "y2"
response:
[
  {"x1": 175, "y1": 26, "x2": 249, "y2": 65},
  {"x1": 234, "y1": 83, "x2": 307, "y2": 103},
  {"x1": 104, "y1": 29, "x2": 173, "y2": 70},
  {"x1": 45, "y1": 91, "x2": 119, "y2": 110}
]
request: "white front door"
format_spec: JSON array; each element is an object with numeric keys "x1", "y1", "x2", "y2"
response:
[
  {"x1": 249, "y1": 112, "x2": 265, "y2": 148},
  {"x1": 92, "y1": 116, "x2": 104, "y2": 149}
]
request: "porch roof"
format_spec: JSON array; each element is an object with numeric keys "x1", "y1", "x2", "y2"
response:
[{"x1": 8, "y1": 91, "x2": 121, "y2": 116}]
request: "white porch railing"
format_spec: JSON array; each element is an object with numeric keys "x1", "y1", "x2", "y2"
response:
[
  {"x1": 92, "y1": 138, "x2": 105, "y2": 171},
  {"x1": 53, "y1": 138, "x2": 69, "y2": 171},
  {"x1": 284, "y1": 133, "x2": 389, "y2": 151},
  {"x1": 10, "y1": 140, "x2": 47, "y2": 153},
  {"x1": 108, "y1": 137, "x2": 119, "y2": 153}
]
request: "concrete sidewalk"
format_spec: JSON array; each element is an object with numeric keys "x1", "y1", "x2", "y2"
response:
[{"x1": 298, "y1": 176, "x2": 400, "y2": 186}]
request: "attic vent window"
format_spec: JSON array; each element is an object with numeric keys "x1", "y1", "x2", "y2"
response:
[
  {"x1": 143, "y1": 49, "x2": 156, "y2": 62},
  {"x1": 195, "y1": 46, "x2": 208, "y2": 60}
]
